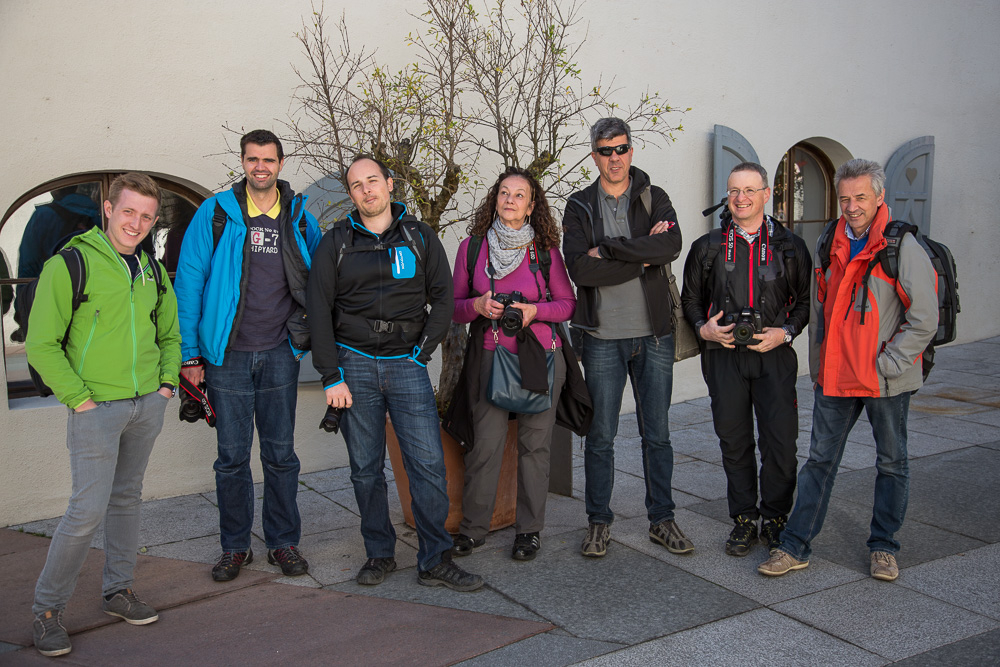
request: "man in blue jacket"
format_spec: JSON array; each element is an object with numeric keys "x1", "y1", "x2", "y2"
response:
[{"x1": 175, "y1": 130, "x2": 321, "y2": 582}]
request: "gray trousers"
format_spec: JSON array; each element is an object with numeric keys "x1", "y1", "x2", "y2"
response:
[
  {"x1": 460, "y1": 348, "x2": 566, "y2": 538},
  {"x1": 33, "y1": 392, "x2": 167, "y2": 614}
]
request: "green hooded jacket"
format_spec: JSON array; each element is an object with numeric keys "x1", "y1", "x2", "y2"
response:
[{"x1": 25, "y1": 226, "x2": 181, "y2": 409}]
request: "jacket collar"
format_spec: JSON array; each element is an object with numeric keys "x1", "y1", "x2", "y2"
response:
[{"x1": 833, "y1": 203, "x2": 890, "y2": 262}]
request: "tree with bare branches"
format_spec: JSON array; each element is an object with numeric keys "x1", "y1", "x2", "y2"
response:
[{"x1": 286, "y1": 0, "x2": 688, "y2": 405}]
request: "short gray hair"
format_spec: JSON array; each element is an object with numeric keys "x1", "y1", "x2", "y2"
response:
[
  {"x1": 834, "y1": 158, "x2": 886, "y2": 198},
  {"x1": 730, "y1": 162, "x2": 768, "y2": 188},
  {"x1": 590, "y1": 118, "x2": 632, "y2": 152}
]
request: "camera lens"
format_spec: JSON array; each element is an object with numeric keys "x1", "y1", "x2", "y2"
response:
[
  {"x1": 500, "y1": 307, "x2": 523, "y2": 336},
  {"x1": 319, "y1": 406, "x2": 343, "y2": 434},
  {"x1": 179, "y1": 397, "x2": 202, "y2": 423},
  {"x1": 732, "y1": 324, "x2": 754, "y2": 345}
]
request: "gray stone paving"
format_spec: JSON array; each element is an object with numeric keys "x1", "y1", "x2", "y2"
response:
[{"x1": 6, "y1": 335, "x2": 1000, "y2": 665}]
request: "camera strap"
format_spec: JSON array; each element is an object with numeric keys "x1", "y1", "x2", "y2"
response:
[{"x1": 486, "y1": 243, "x2": 556, "y2": 348}]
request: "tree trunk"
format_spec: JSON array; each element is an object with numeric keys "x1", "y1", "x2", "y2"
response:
[{"x1": 436, "y1": 320, "x2": 468, "y2": 414}]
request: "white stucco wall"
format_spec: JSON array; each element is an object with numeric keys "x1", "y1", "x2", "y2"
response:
[{"x1": 1, "y1": 0, "x2": 997, "y2": 525}]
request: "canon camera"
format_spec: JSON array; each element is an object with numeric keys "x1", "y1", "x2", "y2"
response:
[
  {"x1": 493, "y1": 291, "x2": 527, "y2": 336},
  {"x1": 725, "y1": 308, "x2": 763, "y2": 345}
]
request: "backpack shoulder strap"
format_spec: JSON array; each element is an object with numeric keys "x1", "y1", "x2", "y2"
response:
[
  {"x1": 466, "y1": 235, "x2": 484, "y2": 294},
  {"x1": 57, "y1": 247, "x2": 87, "y2": 312},
  {"x1": 816, "y1": 219, "x2": 839, "y2": 273},
  {"x1": 877, "y1": 220, "x2": 918, "y2": 280},
  {"x1": 398, "y1": 220, "x2": 425, "y2": 264},
  {"x1": 333, "y1": 219, "x2": 351, "y2": 271},
  {"x1": 212, "y1": 201, "x2": 227, "y2": 253}
]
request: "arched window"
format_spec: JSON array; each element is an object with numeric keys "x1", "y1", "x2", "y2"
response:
[
  {"x1": 1, "y1": 172, "x2": 206, "y2": 401},
  {"x1": 773, "y1": 142, "x2": 838, "y2": 253}
]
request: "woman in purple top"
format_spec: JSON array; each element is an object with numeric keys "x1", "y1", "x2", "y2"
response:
[{"x1": 451, "y1": 168, "x2": 576, "y2": 561}]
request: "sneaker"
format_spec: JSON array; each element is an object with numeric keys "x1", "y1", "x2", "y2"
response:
[
  {"x1": 417, "y1": 557, "x2": 484, "y2": 592},
  {"x1": 102, "y1": 588, "x2": 159, "y2": 625},
  {"x1": 212, "y1": 548, "x2": 253, "y2": 582},
  {"x1": 870, "y1": 551, "x2": 899, "y2": 581},
  {"x1": 581, "y1": 522, "x2": 610, "y2": 558},
  {"x1": 451, "y1": 534, "x2": 485, "y2": 557},
  {"x1": 758, "y1": 549, "x2": 809, "y2": 577},
  {"x1": 33, "y1": 609, "x2": 71, "y2": 657},
  {"x1": 356, "y1": 557, "x2": 397, "y2": 585},
  {"x1": 759, "y1": 515, "x2": 787, "y2": 551},
  {"x1": 267, "y1": 546, "x2": 309, "y2": 576},
  {"x1": 512, "y1": 532, "x2": 540, "y2": 561},
  {"x1": 725, "y1": 514, "x2": 759, "y2": 557},
  {"x1": 649, "y1": 519, "x2": 695, "y2": 554}
]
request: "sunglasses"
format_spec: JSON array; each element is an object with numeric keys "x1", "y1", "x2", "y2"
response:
[{"x1": 594, "y1": 143, "x2": 631, "y2": 157}]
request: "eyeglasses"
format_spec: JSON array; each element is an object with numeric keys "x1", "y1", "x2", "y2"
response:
[
  {"x1": 594, "y1": 143, "x2": 631, "y2": 157},
  {"x1": 727, "y1": 187, "x2": 768, "y2": 198}
]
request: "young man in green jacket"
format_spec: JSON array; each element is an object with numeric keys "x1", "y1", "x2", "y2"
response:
[{"x1": 25, "y1": 172, "x2": 181, "y2": 657}]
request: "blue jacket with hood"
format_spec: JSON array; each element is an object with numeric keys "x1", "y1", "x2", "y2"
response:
[{"x1": 174, "y1": 179, "x2": 321, "y2": 366}]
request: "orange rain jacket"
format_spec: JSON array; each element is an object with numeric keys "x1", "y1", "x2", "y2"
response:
[{"x1": 808, "y1": 205, "x2": 938, "y2": 398}]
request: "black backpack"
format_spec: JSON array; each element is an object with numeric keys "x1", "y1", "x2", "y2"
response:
[
  {"x1": 22, "y1": 247, "x2": 166, "y2": 397},
  {"x1": 816, "y1": 219, "x2": 959, "y2": 381}
]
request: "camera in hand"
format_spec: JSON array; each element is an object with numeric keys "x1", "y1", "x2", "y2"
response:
[
  {"x1": 319, "y1": 405, "x2": 344, "y2": 434},
  {"x1": 725, "y1": 308, "x2": 763, "y2": 345},
  {"x1": 179, "y1": 395, "x2": 203, "y2": 423},
  {"x1": 493, "y1": 291, "x2": 527, "y2": 336}
]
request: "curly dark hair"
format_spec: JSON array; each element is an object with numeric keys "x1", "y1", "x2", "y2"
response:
[{"x1": 467, "y1": 167, "x2": 560, "y2": 251}]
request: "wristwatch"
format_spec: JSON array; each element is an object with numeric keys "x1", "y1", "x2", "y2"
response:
[{"x1": 782, "y1": 327, "x2": 793, "y2": 345}]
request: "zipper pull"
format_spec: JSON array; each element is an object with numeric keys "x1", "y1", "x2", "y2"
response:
[{"x1": 844, "y1": 284, "x2": 857, "y2": 321}]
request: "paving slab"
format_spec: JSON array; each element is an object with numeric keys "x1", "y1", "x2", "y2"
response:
[
  {"x1": 905, "y1": 414, "x2": 1000, "y2": 445},
  {"x1": 456, "y1": 532, "x2": 756, "y2": 645},
  {"x1": 832, "y1": 447, "x2": 1000, "y2": 543},
  {"x1": 669, "y1": 459, "x2": 727, "y2": 501},
  {"x1": 575, "y1": 608, "x2": 885, "y2": 667},
  {"x1": 291, "y1": 525, "x2": 418, "y2": 587},
  {"x1": 571, "y1": 468, "x2": 681, "y2": 519},
  {"x1": 613, "y1": 512, "x2": 865, "y2": 606},
  {"x1": 0, "y1": 641, "x2": 21, "y2": 655},
  {"x1": 773, "y1": 578, "x2": 1000, "y2": 661},
  {"x1": 891, "y1": 627, "x2": 1000, "y2": 666},
  {"x1": 10, "y1": 493, "x2": 222, "y2": 551},
  {"x1": 143, "y1": 532, "x2": 267, "y2": 567},
  {"x1": 908, "y1": 392, "x2": 990, "y2": 417},
  {"x1": 666, "y1": 401, "x2": 715, "y2": 427},
  {"x1": 454, "y1": 631, "x2": 625, "y2": 666},
  {"x1": 0, "y1": 533, "x2": 276, "y2": 647},
  {"x1": 898, "y1": 543, "x2": 1000, "y2": 620},
  {"x1": 4, "y1": 583, "x2": 552, "y2": 666},
  {"x1": 0, "y1": 529, "x2": 50, "y2": 556},
  {"x1": 920, "y1": 369, "x2": 1000, "y2": 394},
  {"x1": 251, "y1": 488, "x2": 360, "y2": 539}
]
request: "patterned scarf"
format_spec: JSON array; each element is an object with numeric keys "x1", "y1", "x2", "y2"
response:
[{"x1": 486, "y1": 216, "x2": 535, "y2": 280}]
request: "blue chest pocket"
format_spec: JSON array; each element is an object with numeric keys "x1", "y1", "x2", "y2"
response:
[{"x1": 389, "y1": 246, "x2": 417, "y2": 279}]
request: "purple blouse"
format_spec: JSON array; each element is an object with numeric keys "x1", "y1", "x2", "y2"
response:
[{"x1": 453, "y1": 237, "x2": 576, "y2": 353}]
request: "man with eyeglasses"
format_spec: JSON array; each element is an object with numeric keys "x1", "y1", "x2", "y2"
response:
[
  {"x1": 681, "y1": 162, "x2": 811, "y2": 557},
  {"x1": 562, "y1": 117, "x2": 689, "y2": 558}
]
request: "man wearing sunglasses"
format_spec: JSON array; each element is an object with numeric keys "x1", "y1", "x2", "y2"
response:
[
  {"x1": 562, "y1": 117, "x2": 689, "y2": 558},
  {"x1": 681, "y1": 162, "x2": 811, "y2": 558}
]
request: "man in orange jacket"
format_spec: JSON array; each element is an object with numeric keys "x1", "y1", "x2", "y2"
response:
[{"x1": 758, "y1": 158, "x2": 937, "y2": 582}]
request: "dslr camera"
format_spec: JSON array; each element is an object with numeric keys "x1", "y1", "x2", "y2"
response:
[
  {"x1": 493, "y1": 291, "x2": 527, "y2": 336},
  {"x1": 724, "y1": 308, "x2": 763, "y2": 345},
  {"x1": 319, "y1": 405, "x2": 344, "y2": 434}
]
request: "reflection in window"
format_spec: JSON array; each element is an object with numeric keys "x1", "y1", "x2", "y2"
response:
[
  {"x1": 0, "y1": 173, "x2": 204, "y2": 401},
  {"x1": 773, "y1": 143, "x2": 836, "y2": 254}
]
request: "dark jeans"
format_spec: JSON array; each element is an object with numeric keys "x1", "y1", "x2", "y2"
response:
[
  {"x1": 702, "y1": 346, "x2": 799, "y2": 520},
  {"x1": 338, "y1": 348, "x2": 453, "y2": 572},
  {"x1": 206, "y1": 344, "x2": 301, "y2": 551},
  {"x1": 780, "y1": 386, "x2": 911, "y2": 560},
  {"x1": 581, "y1": 333, "x2": 676, "y2": 525}
]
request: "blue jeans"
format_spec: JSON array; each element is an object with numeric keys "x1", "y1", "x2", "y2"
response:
[
  {"x1": 338, "y1": 348, "x2": 452, "y2": 572},
  {"x1": 582, "y1": 333, "x2": 676, "y2": 525},
  {"x1": 206, "y1": 344, "x2": 301, "y2": 551},
  {"x1": 34, "y1": 392, "x2": 167, "y2": 614},
  {"x1": 780, "y1": 386, "x2": 911, "y2": 561}
]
